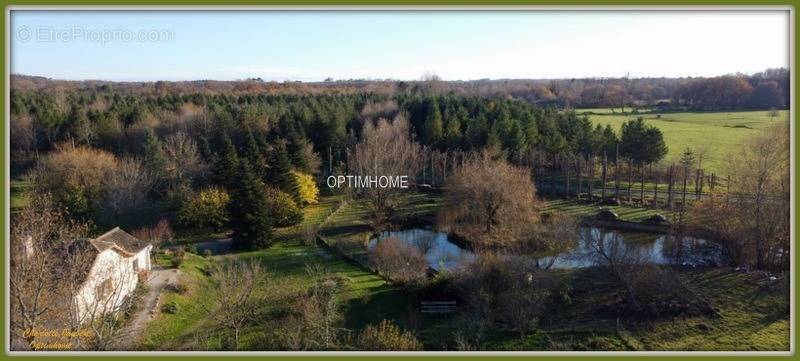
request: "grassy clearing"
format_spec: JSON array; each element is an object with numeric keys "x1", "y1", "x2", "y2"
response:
[
  {"x1": 140, "y1": 192, "x2": 788, "y2": 351},
  {"x1": 139, "y1": 194, "x2": 407, "y2": 350},
  {"x1": 476, "y1": 267, "x2": 789, "y2": 351},
  {"x1": 10, "y1": 180, "x2": 30, "y2": 213},
  {"x1": 584, "y1": 109, "x2": 789, "y2": 174},
  {"x1": 541, "y1": 198, "x2": 674, "y2": 223}
]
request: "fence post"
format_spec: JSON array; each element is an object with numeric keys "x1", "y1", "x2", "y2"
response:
[
  {"x1": 682, "y1": 166, "x2": 689, "y2": 210},
  {"x1": 627, "y1": 160, "x2": 633, "y2": 203},
  {"x1": 614, "y1": 146, "x2": 621, "y2": 202},
  {"x1": 576, "y1": 156, "x2": 582, "y2": 200},
  {"x1": 564, "y1": 155, "x2": 570, "y2": 199},
  {"x1": 640, "y1": 163, "x2": 645, "y2": 205},
  {"x1": 588, "y1": 156, "x2": 595, "y2": 201},
  {"x1": 667, "y1": 164, "x2": 674, "y2": 209},
  {"x1": 652, "y1": 164, "x2": 659, "y2": 207},
  {"x1": 602, "y1": 153, "x2": 608, "y2": 201}
]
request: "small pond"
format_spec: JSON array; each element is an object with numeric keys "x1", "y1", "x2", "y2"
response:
[
  {"x1": 368, "y1": 228, "x2": 477, "y2": 272},
  {"x1": 368, "y1": 227, "x2": 722, "y2": 271}
]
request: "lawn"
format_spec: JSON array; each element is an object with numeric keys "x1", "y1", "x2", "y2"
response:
[
  {"x1": 139, "y1": 194, "x2": 411, "y2": 351},
  {"x1": 583, "y1": 109, "x2": 789, "y2": 174},
  {"x1": 139, "y1": 192, "x2": 789, "y2": 351},
  {"x1": 10, "y1": 180, "x2": 30, "y2": 213}
]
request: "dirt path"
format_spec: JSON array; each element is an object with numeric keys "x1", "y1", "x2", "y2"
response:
[{"x1": 115, "y1": 266, "x2": 178, "y2": 350}]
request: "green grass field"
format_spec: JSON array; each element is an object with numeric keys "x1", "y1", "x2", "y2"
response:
[
  {"x1": 137, "y1": 192, "x2": 788, "y2": 351},
  {"x1": 583, "y1": 109, "x2": 789, "y2": 174}
]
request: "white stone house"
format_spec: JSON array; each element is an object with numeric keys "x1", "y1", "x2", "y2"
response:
[{"x1": 72, "y1": 227, "x2": 152, "y2": 323}]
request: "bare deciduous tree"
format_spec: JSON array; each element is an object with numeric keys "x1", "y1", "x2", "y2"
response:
[
  {"x1": 10, "y1": 194, "x2": 90, "y2": 350},
  {"x1": 691, "y1": 124, "x2": 789, "y2": 270},
  {"x1": 350, "y1": 114, "x2": 422, "y2": 230},
  {"x1": 438, "y1": 150, "x2": 540, "y2": 248},
  {"x1": 208, "y1": 260, "x2": 270, "y2": 349}
]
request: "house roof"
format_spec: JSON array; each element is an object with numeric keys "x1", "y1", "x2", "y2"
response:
[
  {"x1": 91, "y1": 227, "x2": 150, "y2": 255},
  {"x1": 69, "y1": 228, "x2": 150, "y2": 291}
]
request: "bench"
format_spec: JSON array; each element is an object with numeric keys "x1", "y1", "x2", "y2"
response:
[{"x1": 420, "y1": 301, "x2": 457, "y2": 314}]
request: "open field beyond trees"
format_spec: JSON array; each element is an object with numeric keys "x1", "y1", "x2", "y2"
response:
[{"x1": 583, "y1": 109, "x2": 790, "y2": 174}]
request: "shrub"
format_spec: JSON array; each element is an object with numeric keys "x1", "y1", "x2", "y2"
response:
[
  {"x1": 202, "y1": 249, "x2": 213, "y2": 258},
  {"x1": 132, "y1": 219, "x2": 174, "y2": 248},
  {"x1": 266, "y1": 187, "x2": 303, "y2": 227},
  {"x1": 292, "y1": 170, "x2": 319, "y2": 206},
  {"x1": 166, "y1": 279, "x2": 188, "y2": 294},
  {"x1": 356, "y1": 319, "x2": 423, "y2": 351},
  {"x1": 177, "y1": 187, "x2": 230, "y2": 231},
  {"x1": 171, "y1": 254, "x2": 184, "y2": 268},
  {"x1": 161, "y1": 301, "x2": 180, "y2": 314},
  {"x1": 370, "y1": 237, "x2": 427, "y2": 284}
]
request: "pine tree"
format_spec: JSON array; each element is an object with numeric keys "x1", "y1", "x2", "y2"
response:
[
  {"x1": 198, "y1": 136, "x2": 213, "y2": 162},
  {"x1": 142, "y1": 129, "x2": 167, "y2": 173},
  {"x1": 229, "y1": 162, "x2": 273, "y2": 250},
  {"x1": 265, "y1": 141, "x2": 301, "y2": 202},
  {"x1": 214, "y1": 134, "x2": 239, "y2": 189},
  {"x1": 243, "y1": 130, "x2": 266, "y2": 177},
  {"x1": 423, "y1": 99, "x2": 443, "y2": 147}
]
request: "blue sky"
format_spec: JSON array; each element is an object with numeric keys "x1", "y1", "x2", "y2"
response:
[{"x1": 10, "y1": 10, "x2": 790, "y2": 81}]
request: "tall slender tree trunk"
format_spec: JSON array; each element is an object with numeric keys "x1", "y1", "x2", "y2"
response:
[
  {"x1": 576, "y1": 156, "x2": 582, "y2": 200},
  {"x1": 640, "y1": 163, "x2": 645, "y2": 204},
  {"x1": 682, "y1": 166, "x2": 689, "y2": 210},
  {"x1": 601, "y1": 153, "x2": 608, "y2": 200},
  {"x1": 667, "y1": 165, "x2": 674, "y2": 209}
]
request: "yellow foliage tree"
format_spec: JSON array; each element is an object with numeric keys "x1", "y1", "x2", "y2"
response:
[{"x1": 292, "y1": 171, "x2": 319, "y2": 206}]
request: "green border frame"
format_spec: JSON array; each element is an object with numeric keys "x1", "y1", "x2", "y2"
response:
[{"x1": 0, "y1": 2, "x2": 796, "y2": 360}]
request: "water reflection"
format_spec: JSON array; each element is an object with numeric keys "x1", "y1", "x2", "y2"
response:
[
  {"x1": 369, "y1": 227, "x2": 722, "y2": 271},
  {"x1": 368, "y1": 228, "x2": 476, "y2": 271}
]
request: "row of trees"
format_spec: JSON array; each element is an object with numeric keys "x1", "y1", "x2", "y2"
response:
[{"x1": 13, "y1": 68, "x2": 788, "y2": 110}]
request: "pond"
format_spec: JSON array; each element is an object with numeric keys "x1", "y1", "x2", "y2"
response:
[
  {"x1": 368, "y1": 228, "x2": 477, "y2": 272},
  {"x1": 368, "y1": 227, "x2": 722, "y2": 272}
]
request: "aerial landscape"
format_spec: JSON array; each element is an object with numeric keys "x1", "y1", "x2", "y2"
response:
[{"x1": 7, "y1": 10, "x2": 791, "y2": 352}]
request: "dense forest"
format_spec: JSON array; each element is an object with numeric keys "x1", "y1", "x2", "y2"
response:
[
  {"x1": 8, "y1": 69, "x2": 787, "y2": 249},
  {"x1": 12, "y1": 67, "x2": 789, "y2": 109}
]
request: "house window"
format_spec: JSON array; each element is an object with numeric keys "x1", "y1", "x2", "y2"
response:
[
  {"x1": 95, "y1": 278, "x2": 113, "y2": 300},
  {"x1": 132, "y1": 259, "x2": 139, "y2": 273}
]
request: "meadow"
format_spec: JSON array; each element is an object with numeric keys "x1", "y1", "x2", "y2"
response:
[
  {"x1": 580, "y1": 109, "x2": 789, "y2": 174},
  {"x1": 137, "y1": 192, "x2": 790, "y2": 351}
]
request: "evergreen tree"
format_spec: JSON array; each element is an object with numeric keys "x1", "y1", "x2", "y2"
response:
[
  {"x1": 443, "y1": 118, "x2": 463, "y2": 150},
  {"x1": 265, "y1": 141, "x2": 301, "y2": 202},
  {"x1": 422, "y1": 99, "x2": 443, "y2": 147},
  {"x1": 214, "y1": 134, "x2": 240, "y2": 189},
  {"x1": 142, "y1": 129, "x2": 168, "y2": 193},
  {"x1": 243, "y1": 130, "x2": 266, "y2": 177},
  {"x1": 198, "y1": 136, "x2": 214, "y2": 162},
  {"x1": 229, "y1": 162, "x2": 273, "y2": 250},
  {"x1": 619, "y1": 118, "x2": 667, "y2": 164}
]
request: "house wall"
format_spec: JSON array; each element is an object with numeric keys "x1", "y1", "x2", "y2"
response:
[{"x1": 72, "y1": 248, "x2": 147, "y2": 323}]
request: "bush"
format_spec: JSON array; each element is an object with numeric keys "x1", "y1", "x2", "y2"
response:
[
  {"x1": 132, "y1": 219, "x2": 174, "y2": 248},
  {"x1": 171, "y1": 254, "x2": 184, "y2": 268},
  {"x1": 356, "y1": 319, "x2": 423, "y2": 351},
  {"x1": 266, "y1": 187, "x2": 303, "y2": 227},
  {"x1": 202, "y1": 249, "x2": 213, "y2": 258},
  {"x1": 293, "y1": 170, "x2": 319, "y2": 206},
  {"x1": 370, "y1": 237, "x2": 427, "y2": 284},
  {"x1": 177, "y1": 187, "x2": 230, "y2": 231},
  {"x1": 161, "y1": 301, "x2": 180, "y2": 314},
  {"x1": 166, "y1": 280, "x2": 188, "y2": 294}
]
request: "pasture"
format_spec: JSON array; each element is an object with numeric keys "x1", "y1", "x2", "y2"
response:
[{"x1": 581, "y1": 109, "x2": 789, "y2": 174}]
